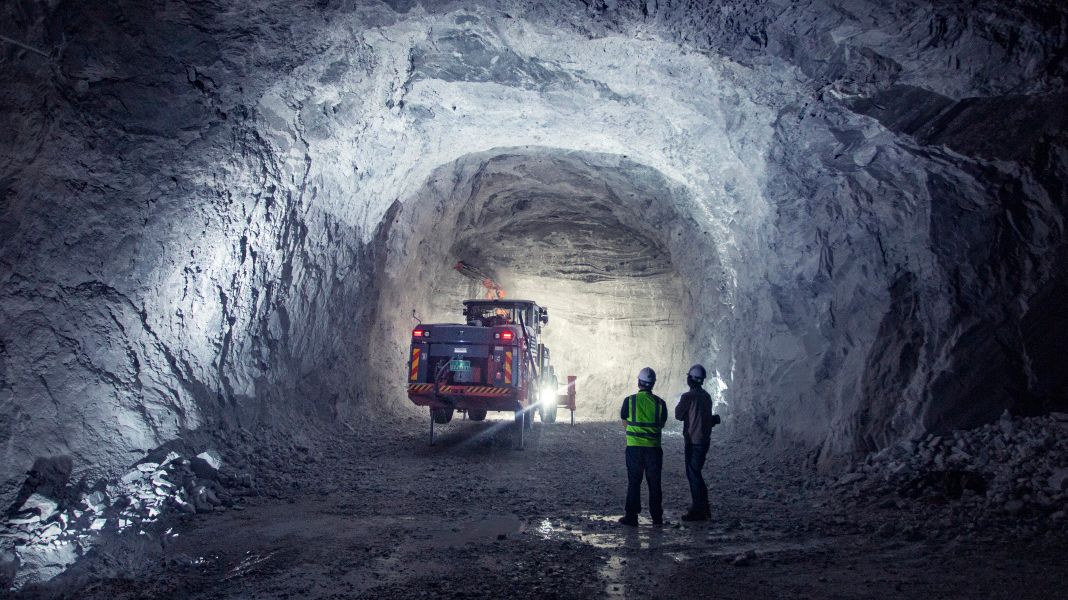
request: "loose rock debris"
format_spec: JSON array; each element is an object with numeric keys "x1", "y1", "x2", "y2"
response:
[
  {"x1": 4, "y1": 418, "x2": 1068, "y2": 598},
  {"x1": 1, "y1": 446, "x2": 257, "y2": 589},
  {"x1": 838, "y1": 411, "x2": 1068, "y2": 537}
]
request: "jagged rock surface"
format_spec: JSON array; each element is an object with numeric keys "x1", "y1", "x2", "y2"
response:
[
  {"x1": 0, "y1": 423, "x2": 330, "y2": 590},
  {"x1": 839, "y1": 411, "x2": 1068, "y2": 534},
  {"x1": 1, "y1": 0, "x2": 1067, "y2": 588}
]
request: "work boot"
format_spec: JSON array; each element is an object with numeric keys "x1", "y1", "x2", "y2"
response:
[
  {"x1": 680, "y1": 508, "x2": 709, "y2": 522},
  {"x1": 617, "y1": 516, "x2": 638, "y2": 527}
]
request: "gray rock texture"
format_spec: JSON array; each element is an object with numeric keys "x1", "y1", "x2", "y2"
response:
[
  {"x1": 1, "y1": 0, "x2": 1067, "y2": 554},
  {"x1": 841, "y1": 411, "x2": 1068, "y2": 537}
]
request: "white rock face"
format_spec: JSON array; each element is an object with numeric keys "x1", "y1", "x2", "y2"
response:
[{"x1": 1, "y1": 0, "x2": 1066, "y2": 514}]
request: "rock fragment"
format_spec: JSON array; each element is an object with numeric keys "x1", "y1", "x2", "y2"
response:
[
  {"x1": 1048, "y1": 468, "x2": 1068, "y2": 492},
  {"x1": 18, "y1": 494, "x2": 58, "y2": 522},
  {"x1": 732, "y1": 550, "x2": 756, "y2": 566},
  {"x1": 837, "y1": 473, "x2": 866, "y2": 486},
  {"x1": 844, "y1": 413, "x2": 1068, "y2": 532}
]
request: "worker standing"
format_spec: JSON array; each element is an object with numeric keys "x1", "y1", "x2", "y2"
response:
[
  {"x1": 619, "y1": 367, "x2": 669, "y2": 526},
  {"x1": 675, "y1": 364, "x2": 721, "y2": 521}
]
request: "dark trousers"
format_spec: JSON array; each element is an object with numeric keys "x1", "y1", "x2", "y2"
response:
[
  {"x1": 685, "y1": 442, "x2": 710, "y2": 513},
  {"x1": 625, "y1": 446, "x2": 663, "y2": 521}
]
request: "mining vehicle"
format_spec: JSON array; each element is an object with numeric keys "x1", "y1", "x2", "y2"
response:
[{"x1": 406, "y1": 299, "x2": 576, "y2": 448}]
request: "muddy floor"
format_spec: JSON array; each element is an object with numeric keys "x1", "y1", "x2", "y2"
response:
[{"x1": 18, "y1": 416, "x2": 1068, "y2": 599}]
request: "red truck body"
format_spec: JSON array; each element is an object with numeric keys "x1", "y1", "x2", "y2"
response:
[{"x1": 407, "y1": 300, "x2": 568, "y2": 428}]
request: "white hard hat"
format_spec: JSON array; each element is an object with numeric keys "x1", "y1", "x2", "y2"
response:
[
  {"x1": 638, "y1": 367, "x2": 656, "y2": 387},
  {"x1": 687, "y1": 364, "x2": 706, "y2": 381}
]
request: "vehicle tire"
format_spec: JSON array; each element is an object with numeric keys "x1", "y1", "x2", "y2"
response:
[
  {"x1": 542, "y1": 400, "x2": 558, "y2": 423},
  {"x1": 468, "y1": 409, "x2": 487, "y2": 421},
  {"x1": 431, "y1": 407, "x2": 454, "y2": 424},
  {"x1": 537, "y1": 398, "x2": 550, "y2": 423},
  {"x1": 539, "y1": 374, "x2": 559, "y2": 423}
]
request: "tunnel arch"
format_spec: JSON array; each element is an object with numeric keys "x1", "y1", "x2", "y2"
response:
[
  {"x1": 5, "y1": 0, "x2": 1067, "y2": 532},
  {"x1": 367, "y1": 146, "x2": 732, "y2": 419}
]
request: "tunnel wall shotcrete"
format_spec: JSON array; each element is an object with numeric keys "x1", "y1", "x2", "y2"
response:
[{"x1": 1, "y1": 0, "x2": 1067, "y2": 512}]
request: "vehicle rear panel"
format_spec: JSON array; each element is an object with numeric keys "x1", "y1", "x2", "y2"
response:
[{"x1": 407, "y1": 324, "x2": 529, "y2": 411}]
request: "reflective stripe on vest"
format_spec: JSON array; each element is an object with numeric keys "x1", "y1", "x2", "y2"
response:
[{"x1": 625, "y1": 391, "x2": 662, "y2": 447}]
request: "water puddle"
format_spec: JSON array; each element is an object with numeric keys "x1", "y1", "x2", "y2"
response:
[
  {"x1": 561, "y1": 514, "x2": 673, "y2": 550},
  {"x1": 602, "y1": 555, "x2": 626, "y2": 599},
  {"x1": 427, "y1": 514, "x2": 524, "y2": 547},
  {"x1": 538, "y1": 518, "x2": 554, "y2": 539},
  {"x1": 524, "y1": 512, "x2": 836, "y2": 599}
]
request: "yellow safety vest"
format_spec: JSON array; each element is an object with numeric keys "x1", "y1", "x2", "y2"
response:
[{"x1": 625, "y1": 391, "x2": 663, "y2": 447}]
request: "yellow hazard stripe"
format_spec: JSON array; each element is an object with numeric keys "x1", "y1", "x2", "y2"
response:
[
  {"x1": 504, "y1": 351, "x2": 512, "y2": 384},
  {"x1": 409, "y1": 348, "x2": 421, "y2": 381},
  {"x1": 407, "y1": 384, "x2": 512, "y2": 395}
]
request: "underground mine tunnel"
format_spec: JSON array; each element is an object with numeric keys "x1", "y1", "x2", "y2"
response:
[{"x1": 2, "y1": 0, "x2": 1068, "y2": 596}]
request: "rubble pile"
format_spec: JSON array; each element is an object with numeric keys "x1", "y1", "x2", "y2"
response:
[
  {"x1": 840, "y1": 411, "x2": 1068, "y2": 532},
  {"x1": 1, "y1": 447, "x2": 256, "y2": 589},
  {"x1": 0, "y1": 420, "x2": 334, "y2": 590}
]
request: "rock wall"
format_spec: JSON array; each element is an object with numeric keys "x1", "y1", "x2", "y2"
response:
[
  {"x1": 1, "y1": 0, "x2": 1066, "y2": 519},
  {"x1": 648, "y1": 0, "x2": 1068, "y2": 461},
  {"x1": 0, "y1": 0, "x2": 381, "y2": 510}
]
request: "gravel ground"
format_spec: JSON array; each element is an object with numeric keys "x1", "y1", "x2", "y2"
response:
[{"x1": 11, "y1": 414, "x2": 1068, "y2": 599}]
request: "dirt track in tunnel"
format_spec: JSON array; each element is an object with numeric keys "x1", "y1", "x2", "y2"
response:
[{"x1": 37, "y1": 418, "x2": 1068, "y2": 600}]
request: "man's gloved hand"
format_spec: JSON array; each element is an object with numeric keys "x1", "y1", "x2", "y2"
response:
[{"x1": 711, "y1": 414, "x2": 722, "y2": 426}]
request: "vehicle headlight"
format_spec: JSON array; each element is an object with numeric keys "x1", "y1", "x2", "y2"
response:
[{"x1": 540, "y1": 386, "x2": 555, "y2": 405}]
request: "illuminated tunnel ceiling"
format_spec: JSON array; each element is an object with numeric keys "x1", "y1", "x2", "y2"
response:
[{"x1": 449, "y1": 153, "x2": 678, "y2": 282}]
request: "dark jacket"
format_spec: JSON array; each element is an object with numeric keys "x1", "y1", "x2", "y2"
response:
[{"x1": 675, "y1": 386, "x2": 714, "y2": 444}]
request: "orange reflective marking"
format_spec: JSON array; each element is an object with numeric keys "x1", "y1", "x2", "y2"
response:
[
  {"x1": 409, "y1": 348, "x2": 420, "y2": 381},
  {"x1": 504, "y1": 351, "x2": 513, "y2": 384}
]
